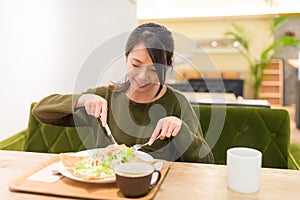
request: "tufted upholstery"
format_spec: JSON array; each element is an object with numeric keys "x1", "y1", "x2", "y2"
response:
[
  {"x1": 290, "y1": 143, "x2": 300, "y2": 167},
  {"x1": 192, "y1": 105, "x2": 290, "y2": 169},
  {"x1": 1, "y1": 102, "x2": 299, "y2": 169},
  {"x1": 24, "y1": 103, "x2": 95, "y2": 153}
]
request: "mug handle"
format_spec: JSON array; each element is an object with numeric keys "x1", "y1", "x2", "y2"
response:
[{"x1": 149, "y1": 170, "x2": 161, "y2": 190}]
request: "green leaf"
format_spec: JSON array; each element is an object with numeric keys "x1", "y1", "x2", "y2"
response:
[
  {"x1": 224, "y1": 23, "x2": 249, "y2": 51},
  {"x1": 224, "y1": 20, "x2": 300, "y2": 98},
  {"x1": 260, "y1": 36, "x2": 300, "y2": 61}
]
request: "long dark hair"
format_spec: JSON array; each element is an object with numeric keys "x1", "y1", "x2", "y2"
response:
[{"x1": 111, "y1": 22, "x2": 174, "y2": 97}]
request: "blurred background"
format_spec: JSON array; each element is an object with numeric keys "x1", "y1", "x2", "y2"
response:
[{"x1": 0, "y1": 0, "x2": 299, "y2": 140}]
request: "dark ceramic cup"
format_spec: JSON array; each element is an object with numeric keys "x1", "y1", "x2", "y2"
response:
[{"x1": 114, "y1": 162, "x2": 161, "y2": 198}]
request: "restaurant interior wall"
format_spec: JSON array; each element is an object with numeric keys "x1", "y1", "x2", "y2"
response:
[
  {"x1": 274, "y1": 17, "x2": 300, "y2": 105},
  {"x1": 0, "y1": 0, "x2": 137, "y2": 141},
  {"x1": 139, "y1": 16, "x2": 273, "y2": 99}
]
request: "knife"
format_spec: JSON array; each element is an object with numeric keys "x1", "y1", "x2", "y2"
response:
[{"x1": 100, "y1": 117, "x2": 118, "y2": 146}]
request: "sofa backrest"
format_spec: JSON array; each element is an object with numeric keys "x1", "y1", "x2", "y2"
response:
[
  {"x1": 24, "y1": 103, "x2": 291, "y2": 169},
  {"x1": 24, "y1": 103, "x2": 95, "y2": 153},
  {"x1": 193, "y1": 105, "x2": 290, "y2": 169}
]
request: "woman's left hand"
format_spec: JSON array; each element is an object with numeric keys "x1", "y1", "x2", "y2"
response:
[{"x1": 148, "y1": 116, "x2": 182, "y2": 145}]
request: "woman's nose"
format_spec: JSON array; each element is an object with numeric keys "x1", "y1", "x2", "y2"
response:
[{"x1": 137, "y1": 68, "x2": 149, "y2": 80}]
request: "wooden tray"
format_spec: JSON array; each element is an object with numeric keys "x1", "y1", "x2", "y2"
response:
[{"x1": 8, "y1": 155, "x2": 170, "y2": 200}]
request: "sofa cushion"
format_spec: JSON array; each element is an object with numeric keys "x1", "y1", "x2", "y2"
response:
[
  {"x1": 24, "y1": 103, "x2": 95, "y2": 153},
  {"x1": 21, "y1": 102, "x2": 291, "y2": 168},
  {"x1": 290, "y1": 143, "x2": 300, "y2": 169},
  {"x1": 193, "y1": 105, "x2": 290, "y2": 169},
  {"x1": 0, "y1": 129, "x2": 27, "y2": 151}
]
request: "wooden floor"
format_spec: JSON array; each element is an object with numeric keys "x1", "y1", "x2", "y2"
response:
[{"x1": 274, "y1": 105, "x2": 300, "y2": 144}]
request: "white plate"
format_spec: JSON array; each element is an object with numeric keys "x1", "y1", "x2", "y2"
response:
[{"x1": 58, "y1": 150, "x2": 154, "y2": 184}]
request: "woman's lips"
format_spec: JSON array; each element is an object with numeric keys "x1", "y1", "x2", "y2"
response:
[{"x1": 135, "y1": 80, "x2": 149, "y2": 88}]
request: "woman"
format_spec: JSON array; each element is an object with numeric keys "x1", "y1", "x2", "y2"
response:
[{"x1": 33, "y1": 22, "x2": 213, "y2": 163}]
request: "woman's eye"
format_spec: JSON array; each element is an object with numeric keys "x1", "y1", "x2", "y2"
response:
[{"x1": 132, "y1": 64, "x2": 139, "y2": 68}]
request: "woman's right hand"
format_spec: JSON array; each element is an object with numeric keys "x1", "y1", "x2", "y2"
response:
[{"x1": 76, "y1": 94, "x2": 108, "y2": 126}]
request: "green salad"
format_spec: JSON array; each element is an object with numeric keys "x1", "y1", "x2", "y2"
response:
[{"x1": 73, "y1": 145, "x2": 135, "y2": 179}]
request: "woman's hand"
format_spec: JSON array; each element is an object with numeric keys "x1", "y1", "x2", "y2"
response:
[
  {"x1": 76, "y1": 94, "x2": 108, "y2": 126},
  {"x1": 148, "y1": 116, "x2": 182, "y2": 145}
]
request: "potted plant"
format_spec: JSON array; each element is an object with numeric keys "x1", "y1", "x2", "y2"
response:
[{"x1": 224, "y1": 17, "x2": 300, "y2": 99}]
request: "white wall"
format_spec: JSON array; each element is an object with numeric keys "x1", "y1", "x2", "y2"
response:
[
  {"x1": 137, "y1": 0, "x2": 300, "y2": 19},
  {"x1": 0, "y1": 0, "x2": 137, "y2": 141}
]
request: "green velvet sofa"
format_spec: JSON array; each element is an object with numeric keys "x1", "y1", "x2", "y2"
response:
[{"x1": 1, "y1": 103, "x2": 300, "y2": 170}]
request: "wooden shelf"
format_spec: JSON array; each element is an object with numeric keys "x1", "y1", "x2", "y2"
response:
[
  {"x1": 263, "y1": 70, "x2": 281, "y2": 74},
  {"x1": 258, "y1": 59, "x2": 283, "y2": 106},
  {"x1": 259, "y1": 93, "x2": 281, "y2": 98},
  {"x1": 261, "y1": 81, "x2": 280, "y2": 86}
]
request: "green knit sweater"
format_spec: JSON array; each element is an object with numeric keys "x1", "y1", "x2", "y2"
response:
[{"x1": 32, "y1": 85, "x2": 211, "y2": 162}]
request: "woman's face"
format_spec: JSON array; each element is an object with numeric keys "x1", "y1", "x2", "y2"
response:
[{"x1": 126, "y1": 42, "x2": 159, "y2": 93}]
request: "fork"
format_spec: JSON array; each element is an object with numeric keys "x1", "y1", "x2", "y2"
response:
[{"x1": 131, "y1": 135, "x2": 161, "y2": 151}]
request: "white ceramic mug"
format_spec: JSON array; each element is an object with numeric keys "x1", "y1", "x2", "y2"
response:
[{"x1": 226, "y1": 147, "x2": 262, "y2": 193}]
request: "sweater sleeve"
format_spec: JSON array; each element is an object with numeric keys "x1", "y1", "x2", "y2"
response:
[
  {"x1": 32, "y1": 86, "x2": 110, "y2": 126},
  {"x1": 32, "y1": 94, "x2": 82, "y2": 126}
]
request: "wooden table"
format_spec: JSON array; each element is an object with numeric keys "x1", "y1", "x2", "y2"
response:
[{"x1": 1, "y1": 150, "x2": 300, "y2": 200}]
